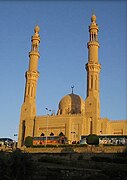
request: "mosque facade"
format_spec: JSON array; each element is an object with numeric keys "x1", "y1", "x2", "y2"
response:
[{"x1": 18, "y1": 15, "x2": 127, "y2": 147}]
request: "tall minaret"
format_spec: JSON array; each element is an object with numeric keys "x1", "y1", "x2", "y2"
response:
[
  {"x1": 18, "y1": 26, "x2": 40, "y2": 147},
  {"x1": 85, "y1": 14, "x2": 101, "y2": 135}
]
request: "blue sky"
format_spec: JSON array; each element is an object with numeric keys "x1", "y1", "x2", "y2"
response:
[{"x1": 0, "y1": 1, "x2": 126, "y2": 140}]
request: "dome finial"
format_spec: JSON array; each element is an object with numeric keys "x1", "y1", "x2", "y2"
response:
[
  {"x1": 91, "y1": 11, "x2": 96, "y2": 23},
  {"x1": 71, "y1": 85, "x2": 74, "y2": 94},
  {"x1": 34, "y1": 25, "x2": 40, "y2": 34}
]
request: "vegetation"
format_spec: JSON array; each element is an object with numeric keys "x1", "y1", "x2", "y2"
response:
[
  {"x1": 0, "y1": 149, "x2": 35, "y2": 180},
  {"x1": 61, "y1": 146, "x2": 74, "y2": 153},
  {"x1": 86, "y1": 134, "x2": 99, "y2": 145},
  {"x1": 91, "y1": 156, "x2": 112, "y2": 163},
  {"x1": 38, "y1": 156, "x2": 65, "y2": 164},
  {"x1": 24, "y1": 136, "x2": 33, "y2": 147},
  {"x1": 0, "y1": 147, "x2": 127, "y2": 180}
]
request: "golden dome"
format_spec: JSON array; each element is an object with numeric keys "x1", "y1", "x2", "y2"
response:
[{"x1": 58, "y1": 93, "x2": 85, "y2": 115}]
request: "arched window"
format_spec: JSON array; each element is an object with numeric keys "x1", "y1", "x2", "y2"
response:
[
  {"x1": 91, "y1": 75, "x2": 93, "y2": 89},
  {"x1": 95, "y1": 76, "x2": 97, "y2": 90},
  {"x1": 59, "y1": 132, "x2": 64, "y2": 137},
  {"x1": 22, "y1": 120, "x2": 26, "y2": 145},
  {"x1": 50, "y1": 132, "x2": 54, "y2": 136},
  {"x1": 94, "y1": 34, "x2": 96, "y2": 41},
  {"x1": 41, "y1": 133, "x2": 45, "y2": 136},
  {"x1": 90, "y1": 118, "x2": 93, "y2": 134}
]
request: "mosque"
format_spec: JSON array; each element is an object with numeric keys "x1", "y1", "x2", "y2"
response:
[{"x1": 18, "y1": 14, "x2": 127, "y2": 147}]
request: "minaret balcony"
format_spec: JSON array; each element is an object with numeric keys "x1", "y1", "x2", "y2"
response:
[
  {"x1": 32, "y1": 35, "x2": 40, "y2": 42},
  {"x1": 86, "y1": 63, "x2": 101, "y2": 73},
  {"x1": 29, "y1": 51, "x2": 40, "y2": 58},
  {"x1": 87, "y1": 41, "x2": 100, "y2": 48},
  {"x1": 89, "y1": 24, "x2": 98, "y2": 31},
  {"x1": 26, "y1": 71, "x2": 39, "y2": 80}
]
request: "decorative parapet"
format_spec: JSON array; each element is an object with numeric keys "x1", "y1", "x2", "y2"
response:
[{"x1": 86, "y1": 63, "x2": 101, "y2": 72}]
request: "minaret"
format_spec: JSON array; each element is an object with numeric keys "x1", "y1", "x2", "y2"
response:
[
  {"x1": 85, "y1": 14, "x2": 101, "y2": 134},
  {"x1": 24, "y1": 26, "x2": 40, "y2": 105},
  {"x1": 18, "y1": 26, "x2": 40, "y2": 147}
]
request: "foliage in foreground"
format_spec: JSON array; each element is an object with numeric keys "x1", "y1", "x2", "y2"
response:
[
  {"x1": 0, "y1": 149, "x2": 35, "y2": 180},
  {"x1": 0, "y1": 148, "x2": 127, "y2": 180}
]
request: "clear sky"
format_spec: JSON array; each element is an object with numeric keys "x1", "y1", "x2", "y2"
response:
[{"x1": 0, "y1": 0, "x2": 126, "y2": 140}]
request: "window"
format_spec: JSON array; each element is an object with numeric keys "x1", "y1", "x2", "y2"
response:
[
  {"x1": 50, "y1": 132, "x2": 54, "y2": 136},
  {"x1": 41, "y1": 132, "x2": 45, "y2": 136}
]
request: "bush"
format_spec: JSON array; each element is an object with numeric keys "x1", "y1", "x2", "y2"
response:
[
  {"x1": 77, "y1": 153, "x2": 84, "y2": 160},
  {"x1": 0, "y1": 149, "x2": 35, "y2": 180},
  {"x1": 0, "y1": 151, "x2": 8, "y2": 179},
  {"x1": 61, "y1": 147, "x2": 74, "y2": 153},
  {"x1": 86, "y1": 134, "x2": 99, "y2": 145},
  {"x1": 9, "y1": 149, "x2": 34, "y2": 180},
  {"x1": 102, "y1": 165, "x2": 127, "y2": 179},
  {"x1": 85, "y1": 174, "x2": 109, "y2": 180},
  {"x1": 91, "y1": 156, "x2": 112, "y2": 163},
  {"x1": 38, "y1": 156, "x2": 63, "y2": 164},
  {"x1": 113, "y1": 157, "x2": 127, "y2": 164},
  {"x1": 24, "y1": 136, "x2": 33, "y2": 147}
]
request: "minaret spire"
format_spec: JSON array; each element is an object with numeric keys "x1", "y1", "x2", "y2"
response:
[
  {"x1": 86, "y1": 14, "x2": 101, "y2": 97},
  {"x1": 29, "y1": 25, "x2": 40, "y2": 71},
  {"x1": 85, "y1": 15, "x2": 101, "y2": 134},
  {"x1": 18, "y1": 26, "x2": 41, "y2": 148},
  {"x1": 24, "y1": 25, "x2": 40, "y2": 103}
]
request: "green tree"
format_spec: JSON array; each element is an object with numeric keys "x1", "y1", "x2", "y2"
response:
[
  {"x1": 24, "y1": 136, "x2": 33, "y2": 147},
  {"x1": 86, "y1": 134, "x2": 99, "y2": 145}
]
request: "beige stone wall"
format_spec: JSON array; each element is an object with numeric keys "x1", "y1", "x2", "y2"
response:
[
  {"x1": 100, "y1": 118, "x2": 127, "y2": 135},
  {"x1": 34, "y1": 114, "x2": 85, "y2": 143},
  {"x1": 109, "y1": 120, "x2": 127, "y2": 135},
  {"x1": 25, "y1": 145, "x2": 126, "y2": 154}
]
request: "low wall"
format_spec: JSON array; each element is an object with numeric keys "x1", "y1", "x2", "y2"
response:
[{"x1": 24, "y1": 145, "x2": 126, "y2": 154}]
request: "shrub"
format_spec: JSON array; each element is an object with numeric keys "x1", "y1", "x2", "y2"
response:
[
  {"x1": 0, "y1": 151, "x2": 9, "y2": 179},
  {"x1": 112, "y1": 157, "x2": 127, "y2": 164},
  {"x1": 61, "y1": 147, "x2": 74, "y2": 153},
  {"x1": 85, "y1": 174, "x2": 109, "y2": 180},
  {"x1": 77, "y1": 153, "x2": 84, "y2": 160},
  {"x1": 91, "y1": 156, "x2": 112, "y2": 163},
  {"x1": 38, "y1": 156, "x2": 63, "y2": 164},
  {"x1": 0, "y1": 149, "x2": 35, "y2": 180},
  {"x1": 8, "y1": 149, "x2": 34, "y2": 180},
  {"x1": 86, "y1": 134, "x2": 99, "y2": 145},
  {"x1": 24, "y1": 136, "x2": 33, "y2": 147},
  {"x1": 102, "y1": 165, "x2": 127, "y2": 179}
]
